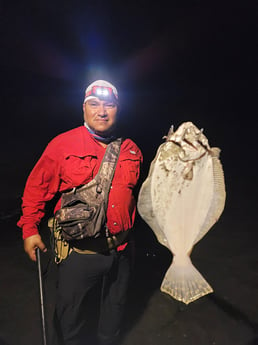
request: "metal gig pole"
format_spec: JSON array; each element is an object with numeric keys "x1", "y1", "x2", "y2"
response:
[{"x1": 36, "y1": 247, "x2": 48, "y2": 345}]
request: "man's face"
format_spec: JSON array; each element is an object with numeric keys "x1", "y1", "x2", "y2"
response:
[{"x1": 83, "y1": 98, "x2": 118, "y2": 136}]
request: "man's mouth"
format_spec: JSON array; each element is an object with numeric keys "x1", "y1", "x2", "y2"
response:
[{"x1": 95, "y1": 118, "x2": 108, "y2": 122}]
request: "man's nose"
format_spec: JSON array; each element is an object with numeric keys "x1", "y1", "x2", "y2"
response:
[{"x1": 98, "y1": 104, "x2": 107, "y2": 116}]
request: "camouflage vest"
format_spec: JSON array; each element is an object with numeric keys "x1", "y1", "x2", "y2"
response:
[{"x1": 55, "y1": 138, "x2": 122, "y2": 241}]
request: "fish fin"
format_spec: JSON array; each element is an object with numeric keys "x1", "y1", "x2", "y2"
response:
[
  {"x1": 137, "y1": 177, "x2": 170, "y2": 249},
  {"x1": 137, "y1": 145, "x2": 171, "y2": 250},
  {"x1": 160, "y1": 256, "x2": 213, "y2": 304},
  {"x1": 210, "y1": 147, "x2": 221, "y2": 158},
  {"x1": 193, "y1": 154, "x2": 226, "y2": 245}
]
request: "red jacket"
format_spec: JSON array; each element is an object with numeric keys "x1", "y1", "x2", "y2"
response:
[{"x1": 17, "y1": 126, "x2": 143, "y2": 245}]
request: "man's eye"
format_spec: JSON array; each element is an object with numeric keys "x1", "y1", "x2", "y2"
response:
[
  {"x1": 105, "y1": 103, "x2": 115, "y2": 108},
  {"x1": 89, "y1": 102, "x2": 98, "y2": 107}
]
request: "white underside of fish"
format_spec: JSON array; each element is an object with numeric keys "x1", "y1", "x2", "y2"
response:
[{"x1": 137, "y1": 122, "x2": 226, "y2": 304}]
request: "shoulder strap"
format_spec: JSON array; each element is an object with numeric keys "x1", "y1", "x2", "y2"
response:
[{"x1": 95, "y1": 138, "x2": 122, "y2": 199}]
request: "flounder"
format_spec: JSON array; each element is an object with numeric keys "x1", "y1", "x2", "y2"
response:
[{"x1": 137, "y1": 122, "x2": 226, "y2": 304}]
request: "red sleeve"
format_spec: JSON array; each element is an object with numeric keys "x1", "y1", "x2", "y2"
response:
[{"x1": 17, "y1": 142, "x2": 61, "y2": 239}]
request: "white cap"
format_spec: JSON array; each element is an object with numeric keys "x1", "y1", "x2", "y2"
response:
[{"x1": 84, "y1": 80, "x2": 118, "y2": 103}]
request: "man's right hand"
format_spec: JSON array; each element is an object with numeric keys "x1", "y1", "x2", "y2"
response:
[{"x1": 24, "y1": 234, "x2": 47, "y2": 262}]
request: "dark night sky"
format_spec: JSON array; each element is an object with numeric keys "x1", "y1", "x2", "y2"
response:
[
  {"x1": 0, "y1": 4, "x2": 257, "y2": 344},
  {"x1": 0, "y1": 0, "x2": 256, "y2": 199}
]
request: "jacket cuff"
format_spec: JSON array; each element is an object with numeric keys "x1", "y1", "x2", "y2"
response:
[{"x1": 22, "y1": 226, "x2": 39, "y2": 240}]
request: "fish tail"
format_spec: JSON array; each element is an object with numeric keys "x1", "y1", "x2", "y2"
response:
[{"x1": 160, "y1": 256, "x2": 213, "y2": 305}]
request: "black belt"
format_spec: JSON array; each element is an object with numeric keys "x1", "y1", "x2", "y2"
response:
[{"x1": 69, "y1": 229, "x2": 131, "y2": 253}]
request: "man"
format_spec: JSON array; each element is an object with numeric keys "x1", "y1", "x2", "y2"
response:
[{"x1": 17, "y1": 80, "x2": 143, "y2": 345}]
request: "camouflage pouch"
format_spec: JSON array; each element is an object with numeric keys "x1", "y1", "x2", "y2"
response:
[{"x1": 48, "y1": 217, "x2": 72, "y2": 263}]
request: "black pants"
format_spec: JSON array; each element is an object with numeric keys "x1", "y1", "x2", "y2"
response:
[{"x1": 53, "y1": 243, "x2": 133, "y2": 345}]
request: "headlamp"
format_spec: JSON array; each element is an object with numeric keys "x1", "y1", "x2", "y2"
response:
[{"x1": 85, "y1": 85, "x2": 118, "y2": 103}]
